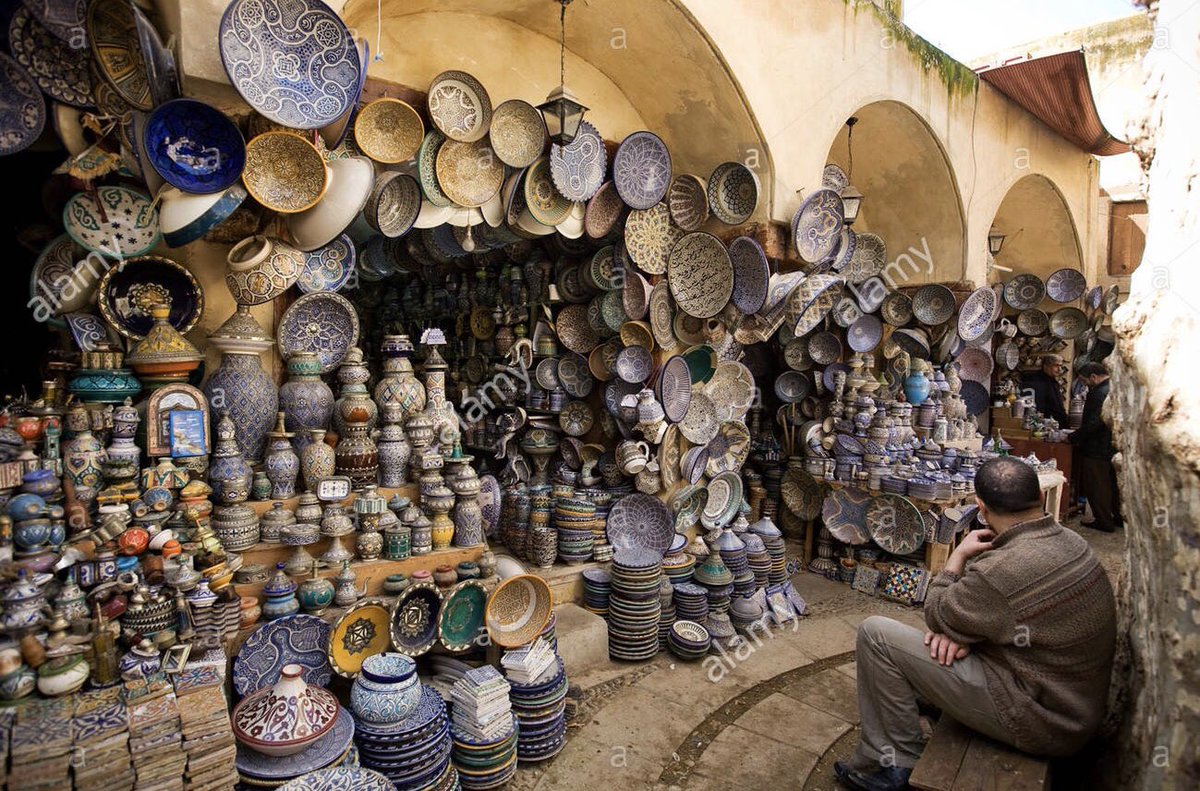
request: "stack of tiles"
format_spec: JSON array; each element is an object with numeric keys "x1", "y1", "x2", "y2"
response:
[
  {"x1": 72, "y1": 687, "x2": 133, "y2": 791},
  {"x1": 450, "y1": 666, "x2": 513, "y2": 743},
  {"x1": 128, "y1": 689, "x2": 186, "y2": 791},
  {"x1": 499, "y1": 638, "x2": 556, "y2": 685},
  {"x1": 175, "y1": 666, "x2": 237, "y2": 790},
  {"x1": 8, "y1": 699, "x2": 73, "y2": 791}
]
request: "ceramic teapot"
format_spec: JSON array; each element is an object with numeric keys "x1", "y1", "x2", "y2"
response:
[
  {"x1": 616, "y1": 440, "x2": 651, "y2": 475},
  {"x1": 1, "y1": 570, "x2": 52, "y2": 633}
]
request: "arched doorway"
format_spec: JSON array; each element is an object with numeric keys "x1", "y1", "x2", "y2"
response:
[
  {"x1": 824, "y1": 101, "x2": 966, "y2": 285},
  {"x1": 988, "y1": 174, "x2": 1084, "y2": 282}
]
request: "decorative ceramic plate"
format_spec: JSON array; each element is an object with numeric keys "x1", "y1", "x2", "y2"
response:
[
  {"x1": 97, "y1": 255, "x2": 201, "y2": 340},
  {"x1": 624, "y1": 202, "x2": 681, "y2": 275},
  {"x1": 556, "y1": 303, "x2": 598, "y2": 354},
  {"x1": 557, "y1": 353, "x2": 593, "y2": 398},
  {"x1": 679, "y1": 391, "x2": 719, "y2": 444},
  {"x1": 219, "y1": 0, "x2": 360, "y2": 129},
  {"x1": 848, "y1": 315, "x2": 883, "y2": 352},
  {"x1": 1086, "y1": 285, "x2": 1103, "y2": 311},
  {"x1": 558, "y1": 400, "x2": 594, "y2": 437},
  {"x1": 774, "y1": 370, "x2": 810, "y2": 403},
  {"x1": 1050, "y1": 307, "x2": 1088, "y2": 339},
  {"x1": 0, "y1": 53, "x2": 46, "y2": 156},
  {"x1": 364, "y1": 172, "x2": 421, "y2": 239},
  {"x1": 297, "y1": 234, "x2": 356, "y2": 293},
  {"x1": 996, "y1": 339, "x2": 1020, "y2": 370},
  {"x1": 955, "y1": 346, "x2": 994, "y2": 384},
  {"x1": 842, "y1": 232, "x2": 886, "y2": 284},
  {"x1": 489, "y1": 98, "x2": 546, "y2": 168},
  {"x1": 328, "y1": 598, "x2": 393, "y2": 677},
  {"x1": 648, "y1": 285, "x2": 678, "y2": 353},
  {"x1": 524, "y1": 156, "x2": 572, "y2": 225},
  {"x1": 960, "y1": 379, "x2": 989, "y2": 417},
  {"x1": 535, "y1": 357, "x2": 560, "y2": 390},
  {"x1": 354, "y1": 98, "x2": 423, "y2": 163},
  {"x1": 1003, "y1": 273, "x2": 1046, "y2": 311},
  {"x1": 705, "y1": 421, "x2": 751, "y2": 476},
  {"x1": 615, "y1": 345, "x2": 653, "y2": 384},
  {"x1": 668, "y1": 232, "x2": 734, "y2": 319},
  {"x1": 278, "y1": 766, "x2": 393, "y2": 791},
  {"x1": 957, "y1": 286, "x2": 999, "y2": 341},
  {"x1": 668, "y1": 174, "x2": 709, "y2": 231},
  {"x1": 1104, "y1": 285, "x2": 1120, "y2": 314},
  {"x1": 728, "y1": 236, "x2": 770, "y2": 314},
  {"x1": 417, "y1": 130, "x2": 453, "y2": 207},
  {"x1": 793, "y1": 189, "x2": 844, "y2": 263},
  {"x1": 550, "y1": 121, "x2": 605, "y2": 201},
  {"x1": 437, "y1": 138, "x2": 505, "y2": 207},
  {"x1": 234, "y1": 613, "x2": 334, "y2": 695},
  {"x1": 789, "y1": 273, "x2": 845, "y2": 336},
  {"x1": 1016, "y1": 308, "x2": 1048, "y2": 336},
  {"x1": 132, "y1": 3, "x2": 179, "y2": 107},
  {"x1": 243, "y1": 131, "x2": 328, "y2": 213},
  {"x1": 278, "y1": 291, "x2": 360, "y2": 373},
  {"x1": 913, "y1": 284, "x2": 956, "y2": 325},
  {"x1": 585, "y1": 180, "x2": 626, "y2": 240},
  {"x1": 389, "y1": 583, "x2": 442, "y2": 658},
  {"x1": 1046, "y1": 268, "x2": 1087, "y2": 303},
  {"x1": 681, "y1": 343, "x2": 717, "y2": 385},
  {"x1": 236, "y1": 704, "x2": 353, "y2": 779},
  {"x1": 781, "y1": 468, "x2": 824, "y2": 520},
  {"x1": 876, "y1": 292, "x2": 909, "y2": 327},
  {"x1": 588, "y1": 246, "x2": 623, "y2": 291},
  {"x1": 486, "y1": 574, "x2": 552, "y2": 648},
  {"x1": 807, "y1": 331, "x2": 841, "y2": 365},
  {"x1": 64, "y1": 186, "x2": 160, "y2": 258},
  {"x1": 22, "y1": 0, "x2": 88, "y2": 45},
  {"x1": 143, "y1": 98, "x2": 245, "y2": 194},
  {"x1": 701, "y1": 472, "x2": 743, "y2": 529},
  {"x1": 87, "y1": 0, "x2": 151, "y2": 110},
  {"x1": 783, "y1": 339, "x2": 812, "y2": 371},
  {"x1": 707, "y1": 161, "x2": 758, "y2": 225},
  {"x1": 822, "y1": 163, "x2": 849, "y2": 194},
  {"x1": 9, "y1": 6, "x2": 92, "y2": 108},
  {"x1": 821, "y1": 488, "x2": 873, "y2": 544},
  {"x1": 865, "y1": 495, "x2": 925, "y2": 555},
  {"x1": 705, "y1": 360, "x2": 755, "y2": 421},
  {"x1": 428, "y1": 70, "x2": 492, "y2": 143},
  {"x1": 613, "y1": 131, "x2": 672, "y2": 210},
  {"x1": 438, "y1": 580, "x2": 487, "y2": 652},
  {"x1": 607, "y1": 493, "x2": 674, "y2": 555},
  {"x1": 658, "y1": 355, "x2": 693, "y2": 424},
  {"x1": 828, "y1": 227, "x2": 857, "y2": 272},
  {"x1": 623, "y1": 271, "x2": 652, "y2": 322},
  {"x1": 64, "y1": 313, "x2": 110, "y2": 352}
]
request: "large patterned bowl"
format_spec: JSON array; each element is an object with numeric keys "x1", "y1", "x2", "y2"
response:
[
  {"x1": 390, "y1": 583, "x2": 443, "y2": 657},
  {"x1": 485, "y1": 575, "x2": 552, "y2": 649},
  {"x1": 144, "y1": 99, "x2": 245, "y2": 194},
  {"x1": 232, "y1": 663, "x2": 339, "y2": 757}
]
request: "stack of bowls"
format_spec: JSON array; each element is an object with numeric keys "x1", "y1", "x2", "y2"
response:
[
  {"x1": 661, "y1": 533, "x2": 695, "y2": 584},
  {"x1": 705, "y1": 612, "x2": 736, "y2": 648},
  {"x1": 554, "y1": 498, "x2": 596, "y2": 563},
  {"x1": 672, "y1": 583, "x2": 709, "y2": 622},
  {"x1": 730, "y1": 596, "x2": 766, "y2": 635},
  {"x1": 581, "y1": 569, "x2": 612, "y2": 619},
  {"x1": 538, "y1": 611, "x2": 558, "y2": 653},
  {"x1": 658, "y1": 597, "x2": 677, "y2": 652},
  {"x1": 667, "y1": 620, "x2": 712, "y2": 661},
  {"x1": 510, "y1": 658, "x2": 568, "y2": 762},
  {"x1": 607, "y1": 549, "x2": 663, "y2": 661},
  {"x1": 451, "y1": 713, "x2": 519, "y2": 790},
  {"x1": 354, "y1": 685, "x2": 452, "y2": 789},
  {"x1": 743, "y1": 534, "x2": 772, "y2": 589}
]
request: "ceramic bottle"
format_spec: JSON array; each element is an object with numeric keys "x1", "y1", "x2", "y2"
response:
[
  {"x1": 202, "y1": 305, "x2": 278, "y2": 462},
  {"x1": 375, "y1": 400, "x2": 412, "y2": 487},
  {"x1": 301, "y1": 429, "x2": 335, "y2": 492},
  {"x1": 278, "y1": 352, "x2": 334, "y2": 457},
  {"x1": 264, "y1": 412, "x2": 300, "y2": 499},
  {"x1": 208, "y1": 412, "x2": 252, "y2": 503},
  {"x1": 335, "y1": 417, "x2": 378, "y2": 490}
]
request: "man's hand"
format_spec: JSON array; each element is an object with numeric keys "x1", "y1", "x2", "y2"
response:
[
  {"x1": 944, "y1": 528, "x2": 995, "y2": 575},
  {"x1": 924, "y1": 631, "x2": 971, "y2": 666}
]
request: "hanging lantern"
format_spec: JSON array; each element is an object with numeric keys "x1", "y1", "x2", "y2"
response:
[
  {"x1": 988, "y1": 228, "x2": 1006, "y2": 255},
  {"x1": 841, "y1": 185, "x2": 863, "y2": 226},
  {"x1": 538, "y1": 0, "x2": 588, "y2": 145}
]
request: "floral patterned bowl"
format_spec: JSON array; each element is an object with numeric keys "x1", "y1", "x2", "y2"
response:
[{"x1": 232, "y1": 663, "x2": 340, "y2": 756}]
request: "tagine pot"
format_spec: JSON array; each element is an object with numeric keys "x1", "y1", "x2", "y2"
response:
[{"x1": 231, "y1": 663, "x2": 339, "y2": 756}]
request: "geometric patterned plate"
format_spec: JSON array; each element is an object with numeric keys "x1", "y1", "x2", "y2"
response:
[
  {"x1": 781, "y1": 468, "x2": 825, "y2": 521},
  {"x1": 792, "y1": 188, "x2": 844, "y2": 264},
  {"x1": 912, "y1": 284, "x2": 956, "y2": 325},
  {"x1": 427, "y1": 70, "x2": 492, "y2": 143},
  {"x1": 1049, "y1": 307, "x2": 1088, "y2": 339},
  {"x1": 865, "y1": 494, "x2": 925, "y2": 555},
  {"x1": 489, "y1": 98, "x2": 546, "y2": 168},
  {"x1": 1002, "y1": 273, "x2": 1046, "y2": 311},
  {"x1": 233, "y1": 613, "x2": 333, "y2": 696},
  {"x1": 277, "y1": 766, "x2": 394, "y2": 791},
  {"x1": 277, "y1": 291, "x2": 360, "y2": 373},
  {"x1": 64, "y1": 186, "x2": 160, "y2": 258},
  {"x1": 1016, "y1": 308, "x2": 1049, "y2": 337},
  {"x1": 957, "y1": 286, "x2": 999, "y2": 342},
  {"x1": 658, "y1": 354, "x2": 693, "y2": 424},
  {"x1": 329, "y1": 598, "x2": 393, "y2": 677},
  {"x1": 821, "y1": 487, "x2": 873, "y2": 544},
  {"x1": 613, "y1": 131, "x2": 672, "y2": 210},
  {"x1": 707, "y1": 161, "x2": 758, "y2": 225},
  {"x1": 1046, "y1": 268, "x2": 1086, "y2": 303},
  {"x1": 298, "y1": 234, "x2": 356, "y2": 293},
  {"x1": 0, "y1": 53, "x2": 46, "y2": 156},
  {"x1": 606, "y1": 493, "x2": 674, "y2": 556},
  {"x1": 9, "y1": 6, "x2": 93, "y2": 108},
  {"x1": 438, "y1": 580, "x2": 488, "y2": 652},
  {"x1": 955, "y1": 346, "x2": 994, "y2": 384},
  {"x1": 729, "y1": 236, "x2": 770, "y2": 314},
  {"x1": 624, "y1": 202, "x2": 682, "y2": 276},
  {"x1": 842, "y1": 232, "x2": 886, "y2": 285}
]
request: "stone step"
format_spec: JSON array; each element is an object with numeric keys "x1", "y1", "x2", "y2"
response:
[{"x1": 552, "y1": 602, "x2": 610, "y2": 677}]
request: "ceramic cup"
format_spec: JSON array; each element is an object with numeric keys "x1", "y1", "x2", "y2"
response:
[{"x1": 616, "y1": 440, "x2": 651, "y2": 475}]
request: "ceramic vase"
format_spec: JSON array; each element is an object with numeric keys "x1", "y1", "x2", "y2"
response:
[
  {"x1": 376, "y1": 401, "x2": 412, "y2": 487},
  {"x1": 104, "y1": 397, "x2": 141, "y2": 479},
  {"x1": 261, "y1": 564, "x2": 300, "y2": 620},
  {"x1": 421, "y1": 342, "x2": 460, "y2": 451},
  {"x1": 903, "y1": 369, "x2": 931, "y2": 407},
  {"x1": 62, "y1": 407, "x2": 106, "y2": 497},
  {"x1": 349, "y1": 653, "x2": 421, "y2": 724},
  {"x1": 335, "y1": 419, "x2": 378, "y2": 490},
  {"x1": 278, "y1": 352, "x2": 334, "y2": 458},
  {"x1": 374, "y1": 335, "x2": 425, "y2": 422},
  {"x1": 264, "y1": 412, "x2": 300, "y2": 499},
  {"x1": 297, "y1": 561, "x2": 335, "y2": 615},
  {"x1": 333, "y1": 348, "x2": 377, "y2": 437},
  {"x1": 203, "y1": 305, "x2": 278, "y2": 462},
  {"x1": 452, "y1": 479, "x2": 485, "y2": 548},
  {"x1": 301, "y1": 429, "x2": 335, "y2": 492},
  {"x1": 209, "y1": 413, "x2": 253, "y2": 504},
  {"x1": 225, "y1": 235, "x2": 303, "y2": 305}
]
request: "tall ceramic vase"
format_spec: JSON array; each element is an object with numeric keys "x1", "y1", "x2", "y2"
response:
[
  {"x1": 264, "y1": 412, "x2": 300, "y2": 499},
  {"x1": 333, "y1": 348, "x2": 377, "y2": 437},
  {"x1": 374, "y1": 335, "x2": 425, "y2": 422},
  {"x1": 335, "y1": 418, "x2": 378, "y2": 491},
  {"x1": 376, "y1": 401, "x2": 412, "y2": 488},
  {"x1": 279, "y1": 352, "x2": 334, "y2": 458},
  {"x1": 420, "y1": 333, "x2": 460, "y2": 452},
  {"x1": 202, "y1": 305, "x2": 278, "y2": 462},
  {"x1": 301, "y1": 430, "x2": 335, "y2": 492},
  {"x1": 208, "y1": 412, "x2": 252, "y2": 503}
]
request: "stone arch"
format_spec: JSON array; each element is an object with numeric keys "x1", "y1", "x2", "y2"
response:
[
  {"x1": 340, "y1": 0, "x2": 774, "y2": 215},
  {"x1": 824, "y1": 100, "x2": 967, "y2": 285},
  {"x1": 987, "y1": 173, "x2": 1084, "y2": 282}
]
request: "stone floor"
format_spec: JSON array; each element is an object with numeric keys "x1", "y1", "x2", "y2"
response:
[{"x1": 506, "y1": 518, "x2": 1125, "y2": 790}]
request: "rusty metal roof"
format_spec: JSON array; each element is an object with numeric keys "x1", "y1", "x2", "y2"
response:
[{"x1": 977, "y1": 49, "x2": 1130, "y2": 156}]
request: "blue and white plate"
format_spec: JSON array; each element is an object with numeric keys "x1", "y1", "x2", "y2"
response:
[
  {"x1": 9, "y1": 6, "x2": 93, "y2": 109},
  {"x1": 297, "y1": 233, "x2": 356, "y2": 293},
  {"x1": 144, "y1": 99, "x2": 245, "y2": 193},
  {"x1": 237, "y1": 705, "x2": 355, "y2": 780},
  {"x1": 219, "y1": 0, "x2": 362, "y2": 130},
  {"x1": 233, "y1": 613, "x2": 333, "y2": 696},
  {"x1": 63, "y1": 186, "x2": 160, "y2": 258},
  {"x1": 793, "y1": 188, "x2": 844, "y2": 263},
  {"x1": 277, "y1": 291, "x2": 360, "y2": 373},
  {"x1": 0, "y1": 53, "x2": 46, "y2": 157},
  {"x1": 613, "y1": 131, "x2": 672, "y2": 210},
  {"x1": 21, "y1": 0, "x2": 88, "y2": 46},
  {"x1": 277, "y1": 766, "x2": 393, "y2": 791}
]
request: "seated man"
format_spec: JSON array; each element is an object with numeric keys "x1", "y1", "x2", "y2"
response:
[{"x1": 835, "y1": 457, "x2": 1116, "y2": 791}]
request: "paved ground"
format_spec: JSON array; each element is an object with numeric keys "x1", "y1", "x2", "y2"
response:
[{"x1": 509, "y1": 518, "x2": 1125, "y2": 790}]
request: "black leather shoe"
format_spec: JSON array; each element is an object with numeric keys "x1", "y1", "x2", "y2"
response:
[{"x1": 834, "y1": 761, "x2": 913, "y2": 791}]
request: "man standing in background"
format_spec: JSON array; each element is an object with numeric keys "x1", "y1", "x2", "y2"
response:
[
  {"x1": 1020, "y1": 354, "x2": 1070, "y2": 427},
  {"x1": 1071, "y1": 361, "x2": 1121, "y2": 532}
]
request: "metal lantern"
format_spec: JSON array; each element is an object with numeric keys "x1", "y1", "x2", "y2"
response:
[
  {"x1": 841, "y1": 185, "x2": 863, "y2": 226},
  {"x1": 538, "y1": 86, "x2": 588, "y2": 145},
  {"x1": 988, "y1": 229, "x2": 1006, "y2": 255}
]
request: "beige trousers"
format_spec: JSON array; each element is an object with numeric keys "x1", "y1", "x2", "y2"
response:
[{"x1": 853, "y1": 616, "x2": 1012, "y2": 770}]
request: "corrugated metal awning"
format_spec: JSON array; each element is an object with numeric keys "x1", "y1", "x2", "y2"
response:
[{"x1": 977, "y1": 49, "x2": 1130, "y2": 156}]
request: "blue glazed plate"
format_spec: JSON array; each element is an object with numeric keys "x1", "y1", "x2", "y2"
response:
[
  {"x1": 613, "y1": 131, "x2": 672, "y2": 210},
  {"x1": 63, "y1": 186, "x2": 160, "y2": 259},
  {"x1": 0, "y1": 53, "x2": 46, "y2": 156},
  {"x1": 144, "y1": 99, "x2": 244, "y2": 194},
  {"x1": 297, "y1": 233, "x2": 356, "y2": 293},
  {"x1": 9, "y1": 6, "x2": 92, "y2": 108},
  {"x1": 277, "y1": 291, "x2": 360, "y2": 373},
  {"x1": 96, "y1": 255, "x2": 201, "y2": 340},
  {"x1": 233, "y1": 613, "x2": 333, "y2": 696},
  {"x1": 219, "y1": 0, "x2": 361, "y2": 130},
  {"x1": 237, "y1": 705, "x2": 354, "y2": 780},
  {"x1": 792, "y1": 188, "x2": 844, "y2": 263}
]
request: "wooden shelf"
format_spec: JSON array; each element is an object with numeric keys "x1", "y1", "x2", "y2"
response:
[{"x1": 243, "y1": 485, "x2": 419, "y2": 517}]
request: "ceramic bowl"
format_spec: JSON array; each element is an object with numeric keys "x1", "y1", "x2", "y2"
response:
[
  {"x1": 226, "y1": 235, "x2": 304, "y2": 304},
  {"x1": 485, "y1": 575, "x2": 552, "y2": 649},
  {"x1": 144, "y1": 98, "x2": 245, "y2": 193},
  {"x1": 288, "y1": 156, "x2": 376, "y2": 251},
  {"x1": 354, "y1": 98, "x2": 423, "y2": 164},
  {"x1": 242, "y1": 131, "x2": 329, "y2": 214},
  {"x1": 158, "y1": 184, "x2": 248, "y2": 248}
]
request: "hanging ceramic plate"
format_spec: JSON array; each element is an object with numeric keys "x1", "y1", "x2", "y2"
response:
[
  {"x1": 848, "y1": 315, "x2": 883, "y2": 353},
  {"x1": 550, "y1": 120, "x2": 605, "y2": 201},
  {"x1": 278, "y1": 291, "x2": 360, "y2": 373},
  {"x1": 615, "y1": 345, "x2": 653, "y2": 384},
  {"x1": 702, "y1": 472, "x2": 743, "y2": 529},
  {"x1": 704, "y1": 421, "x2": 751, "y2": 477},
  {"x1": 955, "y1": 346, "x2": 994, "y2": 384},
  {"x1": 558, "y1": 400, "x2": 594, "y2": 437},
  {"x1": 87, "y1": 0, "x2": 151, "y2": 110},
  {"x1": 389, "y1": 582, "x2": 443, "y2": 658},
  {"x1": 64, "y1": 186, "x2": 160, "y2": 259},
  {"x1": 729, "y1": 236, "x2": 770, "y2": 315},
  {"x1": 1003, "y1": 273, "x2": 1046, "y2": 310},
  {"x1": 1086, "y1": 285, "x2": 1103, "y2": 311},
  {"x1": 912, "y1": 284, "x2": 956, "y2": 325},
  {"x1": 22, "y1": 0, "x2": 88, "y2": 46},
  {"x1": 789, "y1": 274, "x2": 845, "y2": 337},
  {"x1": 417, "y1": 130, "x2": 453, "y2": 207},
  {"x1": 657, "y1": 355, "x2": 692, "y2": 424},
  {"x1": 880, "y1": 291, "x2": 913, "y2": 326},
  {"x1": 1046, "y1": 268, "x2": 1087, "y2": 303},
  {"x1": 676, "y1": 314, "x2": 707, "y2": 348},
  {"x1": 327, "y1": 598, "x2": 393, "y2": 677},
  {"x1": 364, "y1": 171, "x2": 421, "y2": 239},
  {"x1": 623, "y1": 272, "x2": 652, "y2": 322},
  {"x1": 821, "y1": 488, "x2": 873, "y2": 544},
  {"x1": 243, "y1": 131, "x2": 328, "y2": 213},
  {"x1": 588, "y1": 246, "x2": 623, "y2": 291},
  {"x1": 489, "y1": 98, "x2": 546, "y2": 168},
  {"x1": 808, "y1": 331, "x2": 842, "y2": 365},
  {"x1": 624, "y1": 202, "x2": 681, "y2": 276},
  {"x1": 9, "y1": 7, "x2": 92, "y2": 108},
  {"x1": 1016, "y1": 308, "x2": 1049, "y2": 336},
  {"x1": 705, "y1": 360, "x2": 755, "y2": 421},
  {"x1": 438, "y1": 580, "x2": 487, "y2": 652},
  {"x1": 842, "y1": 232, "x2": 886, "y2": 284},
  {"x1": 679, "y1": 391, "x2": 719, "y2": 444},
  {"x1": 781, "y1": 468, "x2": 824, "y2": 520},
  {"x1": 822, "y1": 163, "x2": 849, "y2": 194},
  {"x1": 97, "y1": 255, "x2": 201, "y2": 340},
  {"x1": 437, "y1": 138, "x2": 505, "y2": 208},
  {"x1": 556, "y1": 303, "x2": 599, "y2": 354},
  {"x1": 668, "y1": 232, "x2": 734, "y2": 319},
  {"x1": 0, "y1": 54, "x2": 46, "y2": 157},
  {"x1": 354, "y1": 98, "x2": 423, "y2": 164},
  {"x1": 132, "y1": 3, "x2": 179, "y2": 108},
  {"x1": 668, "y1": 174, "x2": 709, "y2": 231},
  {"x1": 650, "y1": 283, "x2": 678, "y2": 351},
  {"x1": 1050, "y1": 307, "x2": 1088, "y2": 339},
  {"x1": 865, "y1": 495, "x2": 925, "y2": 555},
  {"x1": 996, "y1": 339, "x2": 1020, "y2": 371},
  {"x1": 958, "y1": 286, "x2": 999, "y2": 341},
  {"x1": 613, "y1": 131, "x2": 672, "y2": 210},
  {"x1": 793, "y1": 189, "x2": 844, "y2": 263},
  {"x1": 298, "y1": 234, "x2": 356, "y2": 293},
  {"x1": 707, "y1": 161, "x2": 759, "y2": 225},
  {"x1": 784, "y1": 339, "x2": 812, "y2": 371},
  {"x1": 428, "y1": 70, "x2": 492, "y2": 143},
  {"x1": 891, "y1": 327, "x2": 930, "y2": 360},
  {"x1": 233, "y1": 613, "x2": 333, "y2": 695},
  {"x1": 830, "y1": 228, "x2": 857, "y2": 272},
  {"x1": 557, "y1": 353, "x2": 593, "y2": 398},
  {"x1": 219, "y1": 0, "x2": 360, "y2": 129},
  {"x1": 607, "y1": 493, "x2": 674, "y2": 556},
  {"x1": 143, "y1": 98, "x2": 245, "y2": 194},
  {"x1": 524, "y1": 156, "x2": 572, "y2": 225},
  {"x1": 774, "y1": 370, "x2": 809, "y2": 403},
  {"x1": 585, "y1": 181, "x2": 625, "y2": 240},
  {"x1": 960, "y1": 379, "x2": 989, "y2": 417}
]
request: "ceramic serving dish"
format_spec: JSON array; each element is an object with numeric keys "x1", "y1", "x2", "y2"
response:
[
  {"x1": 428, "y1": 70, "x2": 492, "y2": 142},
  {"x1": 668, "y1": 174, "x2": 709, "y2": 231},
  {"x1": 792, "y1": 188, "x2": 844, "y2": 263},
  {"x1": 64, "y1": 186, "x2": 160, "y2": 258},
  {"x1": 9, "y1": 6, "x2": 92, "y2": 108},
  {"x1": 707, "y1": 161, "x2": 758, "y2": 225},
  {"x1": 437, "y1": 139, "x2": 505, "y2": 208},
  {"x1": 550, "y1": 120, "x2": 606, "y2": 201},
  {"x1": 243, "y1": 131, "x2": 329, "y2": 214},
  {"x1": 159, "y1": 184, "x2": 248, "y2": 248},
  {"x1": 328, "y1": 598, "x2": 392, "y2": 678},
  {"x1": 390, "y1": 583, "x2": 443, "y2": 657},
  {"x1": 144, "y1": 98, "x2": 245, "y2": 194},
  {"x1": 668, "y1": 232, "x2": 734, "y2": 319},
  {"x1": 489, "y1": 98, "x2": 546, "y2": 168},
  {"x1": 98, "y1": 255, "x2": 201, "y2": 340},
  {"x1": 232, "y1": 663, "x2": 340, "y2": 756},
  {"x1": 354, "y1": 98, "x2": 424, "y2": 164}
]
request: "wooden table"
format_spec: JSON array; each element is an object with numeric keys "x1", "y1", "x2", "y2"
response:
[{"x1": 1002, "y1": 436, "x2": 1075, "y2": 515}]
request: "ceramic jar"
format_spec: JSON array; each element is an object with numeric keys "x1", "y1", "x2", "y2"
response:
[
  {"x1": 294, "y1": 493, "x2": 323, "y2": 526},
  {"x1": 384, "y1": 523, "x2": 412, "y2": 560},
  {"x1": 259, "y1": 502, "x2": 295, "y2": 543},
  {"x1": 119, "y1": 639, "x2": 161, "y2": 679},
  {"x1": 301, "y1": 429, "x2": 335, "y2": 492},
  {"x1": 264, "y1": 412, "x2": 300, "y2": 499},
  {"x1": 374, "y1": 335, "x2": 426, "y2": 422},
  {"x1": 425, "y1": 486, "x2": 455, "y2": 550},
  {"x1": 411, "y1": 513, "x2": 433, "y2": 556},
  {"x1": 36, "y1": 654, "x2": 89, "y2": 697},
  {"x1": 204, "y1": 305, "x2": 279, "y2": 461},
  {"x1": 333, "y1": 348, "x2": 378, "y2": 437},
  {"x1": 433, "y1": 565, "x2": 458, "y2": 588},
  {"x1": 210, "y1": 412, "x2": 253, "y2": 504},
  {"x1": 63, "y1": 406, "x2": 106, "y2": 498},
  {"x1": 376, "y1": 400, "x2": 412, "y2": 487},
  {"x1": 349, "y1": 653, "x2": 421, "y2": 724},
  {"x1": 335, "y1": 418, "x2": 378, "y2": 491},
  {"x1": 261, "y1": 564, "x2": 300, "y2": 620},
  {"x1": 225, "y1": 235, "x2": 303, "y2": 305},
  {"x1": 452, "y1": 485, "x2": 485, "y2": 549},
  {"x1": 0, "y1": 664, "x2": 35, "y2": 701},
  {"x1": 477, "y1": 550, "x2": 497, "y2": 579},
  {"x1": 279, "y1": 352, "x2": 334, "y2": 457},
  {"x1": 297, "y1": 561, "x2": 335, "y2": 615},
  {"x1": 252, "y1": 471, "x2": 272, "y2": 501},
  {"x1": 1, "y1": 570, "x2": 51, "y2": 632},
  {"x1": 904, "y1": 368, "x2": 931, "y2": 406}
]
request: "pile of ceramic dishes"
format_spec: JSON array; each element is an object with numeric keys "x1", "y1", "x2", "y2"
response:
[
  {"x1": 705, "y1": 611, "x2": 736, "y2": 648},
  {"x1": 449, "y1": 666, "x2": 518, "y2": 790},
  {"x1": 693, "y1": 551, "x2": 735, "y2": 614},
  {"x1": 581, "y1": 568, "x2": 612, "y2": 618},
  {"x1": 607, "y1": 549, "x2": 664, "y2": 661},
  {"x1": 661, "y1": 534, "x2": 695, "y2": 584},
  {"x1": 667, "y1": 620, "x2": 712, "y2": 662},
  {"x1": 508, "y1": 657, "x2": 569, "y2": 762},
  {"x1": 672, "y1": 582, "x2": 710, "y2": 623},
  {"x1": 730, "y1": 596, "x2": 766, "y2": 635},
  {"x1": 451, "y1": 715, "x2": 519, "y2": 790},
  {"x1": 538, "y1": 611, "x2": 558, "y2": 653},
  {"x1": 658, "y1": 590, "x2": 677, "y2": 652},
  {"x1": 354, "y1": 685, "x2": 453, "y2": 790},
  {"x1": 235, "y1": 705, "x2": 356, "y2": 786},
  {"x1": 554, "y1": 497, "x2": 596, "y2": 564},
  {"x1": 744, "y1": 533, "x2": 772, "y2": 589}
]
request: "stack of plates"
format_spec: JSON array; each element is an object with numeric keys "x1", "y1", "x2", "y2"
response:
[
  {"x1": 747, "y1": 551, "x2": 772, "y2": 589},
  {"x1": 667, "y1": 620, "x2": 711, "y2": 661},
  {"x1": 538, "y1": 611, "x2": 558, "y2": 654},
  {"x1": 592, "y1": 542, "x2": 614, "y2": 562},
  {"x1": 732, "y1": 570, "x2": 757, "y2": 598},
  {"x1": 730, "y1": 596, "x2": 765, "y2": 634},
  {"x1": 718, "y1": 542, "x2": 749, "y2": 577},
  {"x1": 608, "y1": 549, "x2": 663, "y2": 661},
  {"x1": 236, "y1": 706, "x2": 356, "y2": 785},
  {"x1": 581, "y1": 569, "x2": 612, "y2": 618},
  {"x1": 451, "y1": 713, "x2": 518, "y2": 790},
  {"x1": 355, "y1": 686, "x2": 453, "y2": 790},
  {"x1": 509, "y1": 658, "x2": 568, "y2": 762},
  {"x1": 706, "y1": 583, "x2": 734, "y2": 615},
  {"x1": 907, "y1": 478, "x2": 938, "y2": 501},
  {"x1": 662, "y1": 551, "x2": 696, "y2": 584},
  {"x1": 658, "y1": 600, "x2": 677, "y2": 651},
  {"x1": 672, "y1": 583, "x2": 710, "y2": 622},
  {"x1": 882, "y1": 477, "x2": 909, "y2": 495},
  {"x1": 764, "y1": 537, "x2": 788, "y2": 585}
]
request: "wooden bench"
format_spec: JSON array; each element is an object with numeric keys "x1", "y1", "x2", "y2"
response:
[{"x1": 909, "y1": 717, "x2": 1050, "y2": 791}]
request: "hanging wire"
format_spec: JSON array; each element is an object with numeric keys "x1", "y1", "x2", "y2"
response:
[
  {"x1": 374, "y1": 0, "x2": 383, "y2": 62},
  {"x1": 846, "y1": 119, "x2": 855, "y2": 179},
  {"x1": 559, "y1": 1, "x2": 567, "y2": 87}
]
